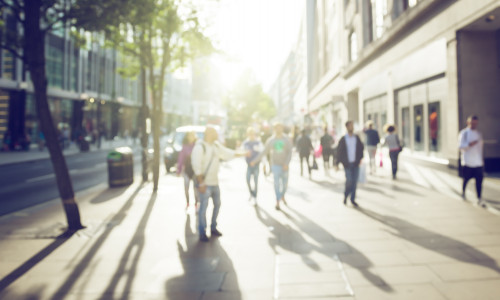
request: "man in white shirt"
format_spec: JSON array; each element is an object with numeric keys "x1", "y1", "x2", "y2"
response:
[
  {"x1": 191, "y1": 126, "x2": 247, "y2": 242},
  {"x1": 458, "y1": 115, "x2": 484, "y2": 206}
]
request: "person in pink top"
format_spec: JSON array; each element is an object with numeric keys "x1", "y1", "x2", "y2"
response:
[{"x1": 177, "y1": 131, "x2": 199, "y2": 209}]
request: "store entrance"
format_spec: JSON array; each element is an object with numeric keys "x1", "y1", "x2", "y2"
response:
[{"x1": 458, "y1": 9, "x2": 500, "y2": 171}]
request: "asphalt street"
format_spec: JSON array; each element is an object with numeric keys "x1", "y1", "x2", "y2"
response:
[{"x1": 0, "y1": 149, "x2": 143, "y2": 216}]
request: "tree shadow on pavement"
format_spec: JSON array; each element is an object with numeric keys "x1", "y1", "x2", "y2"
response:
[
  {"x1": 90, "y1": 184, "x2": 131, "y2": 204},
  {"x1": 253, "y1": 205, "x2": 322, "y2": 271},
  {"x1": 97, "y1": 192, "x2": 158, "y2": 299},
  {"x1": 357, "y1": 207, "x2": 500, "y2": 274},
  {"x1": 51, "y1": 183, "x2": 146, "y2": 299},
  {"x1": 283, "y1": 206, "x2": 394, "y2": 292},
  {"x1": 0, "y1": 230, "x2": 75, "y2": 293},
  {"x1": 165, "y1": 214, "x2": 242, "y2": 299}
]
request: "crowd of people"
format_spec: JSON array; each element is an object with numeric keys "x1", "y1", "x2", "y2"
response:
[{"x1": 174, "y1": 119, "x2": 418, "y2": 242}]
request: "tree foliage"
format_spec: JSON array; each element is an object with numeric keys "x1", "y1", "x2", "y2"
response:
[{"x1": 224, "y1": 70, "x2": 276, "y2": 127}]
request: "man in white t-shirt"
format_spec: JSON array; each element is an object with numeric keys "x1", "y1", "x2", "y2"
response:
[{"x1": 458, "y1": 115, "x2": 484, "y2": 207}]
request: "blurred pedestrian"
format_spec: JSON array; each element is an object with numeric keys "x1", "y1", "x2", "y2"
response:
[
  {"x1": 242, "y1": 127, "x2": 264, "y2": 203},
  {"x1": 251, "y1": 122, "x2": 293, "y2": 210},
  {"x1": 296, "y1": 129, "x2": 314, "y2": 178},
  {"x1": 320, "y1": 127, "x2": 334, "y2": 175},
  {"x1": 176, "y1": 131, "x2": 199, "y2": 210},
  {"x1": 335, "y1": 121, "x2": 364, "y2": 206},
  {"x1": 364, "y1": 121, "x2": 380, "y2": 175},
  {"x1": 459, "y1": 115, "x2": 485, "y2": 207},
  {"x1": 191, "y1": 126, "x2": 247, "y2": 242},
  {"x1": 383, "y1": 124, "x2": 402, "y2": 180}
]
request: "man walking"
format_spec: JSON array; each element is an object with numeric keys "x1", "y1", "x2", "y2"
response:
[
  {"x1": 363, "y1": 121, "x2": 380, "y2": 174},
  {"x1": 335, "y1": 121, "x2": 364, "y2": 206},
  {"x1": 251, "y1": 122, "x2": 293, "y2": 210},
  {"x1": 459, "y1": 115, "x2": 485, "y2": 207},
  {"x1": 296, "y1": 129, "x2": 314, "y2": 178},
  {"x1": 320, "y1": 127, "x2": 335, "y2": 175},
  {"x1": 242, "y1": 127, "x2": 264, "y2": 203},
  {"x1": 191, "y1": 126, "x2": 247, "y2": 242}
]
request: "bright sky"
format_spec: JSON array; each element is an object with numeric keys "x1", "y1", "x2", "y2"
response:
[{"x1": 201, "y1": 0, "x2": 303, "y2": 90}]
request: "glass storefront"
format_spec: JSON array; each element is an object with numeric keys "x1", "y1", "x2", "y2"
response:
[
  {"x1": 364, "y1": 94, "x2": 387, "y2": 134},
  {"x1": 395, "y1": 76, "x2": 445, "y2": 156}
]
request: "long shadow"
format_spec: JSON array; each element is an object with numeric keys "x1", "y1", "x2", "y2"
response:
[
  {"x1": 357, "y1": 207, "x2": 500, "y2": 274},
  {"x1": 165, "y1": 215, "x2": 241, "y2": 299},
  {"x1": 52, "y1": 183, "x2": 145, "y2": 299},
  {"x1": 0, "y1": 230, "x2": 75, "y2": 292},
  {"x1": 358, "y1": 185, "x2": 394, "y2": 198},
  {"x1": 90, "y1": 185, "x2": 130, "y2": 204},
  {"x1": 283, "y1": 206, "x2": 393, "y2": 292},
  {"x1": 253, "y1": 205, "x2": 322, "y2": 271},
  {"x1": 98, "y1": 192, "x2": 158, "y2": 299}
]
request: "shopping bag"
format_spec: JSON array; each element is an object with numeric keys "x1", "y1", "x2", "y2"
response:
[{"x1": 358, "y1": 163, "x2": 367, "y2": 184}]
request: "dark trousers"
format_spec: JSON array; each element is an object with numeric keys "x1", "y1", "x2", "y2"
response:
[
  {"x1": 300, "y1": 153, "x2": 311, "y2": 175},
  {"x1": 344, "y1": 163, "x2": 360, "y2": 202},
  {"x1": 462, "y1": 166, "x2": 483, "y2": 199},
  {"x1": 389, "y1": 151, "x2": 399, "y2": 177}
]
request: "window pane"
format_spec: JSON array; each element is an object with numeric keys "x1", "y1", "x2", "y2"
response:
[
  {"x1": 428, "y1": 102, "x2": 440, "y2": 152},
  {"x1": 402, "y1": 107, "x2": 410, "y2": 148},
  {"x1": 413, "y1": 104, "x2": 424, "y2": 151}
]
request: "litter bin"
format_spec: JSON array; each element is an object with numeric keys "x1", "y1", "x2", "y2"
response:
[
  {"x1": 107, "y1": 147, "x2": 134, "y2": 187},
  {"x1": 79, "y1": 136, "x2": 90, "y2": 152}
]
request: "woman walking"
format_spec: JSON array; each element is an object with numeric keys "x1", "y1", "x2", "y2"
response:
[
  {"x1": 383, "y1": 125, "x2": 402, "y2": 179},
  {"x1": 176, "y1": 131, "x2": 199, "y2": 209}
]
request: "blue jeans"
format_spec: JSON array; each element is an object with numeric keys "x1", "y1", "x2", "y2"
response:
[
  {"x1": 198, "y1": 186, "x2": 221, "y2": 235},
  {"x1": 344, "y1": 164, "x2": 360, "y2": 202},
  {"x1": 271, "y1": 165, "x2": 289, "y2": 202},
  {"x1": 246, "y1": 164, "x2": 260, "y2": 197}
]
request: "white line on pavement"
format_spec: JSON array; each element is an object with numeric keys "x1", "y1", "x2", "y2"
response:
[{"x1": 25, "y1": 174, "x2": 55, "y2": 183}]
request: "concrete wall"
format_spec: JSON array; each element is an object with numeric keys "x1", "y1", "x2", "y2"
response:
[{"x1": 458, "y1": 30, "x2": 500, "y2": 162}]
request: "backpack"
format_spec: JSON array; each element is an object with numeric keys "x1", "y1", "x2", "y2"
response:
[
  {"x1": 184, "y1": 143, "x2": 206, "y2": 179},
  {"x1": 184, "y1": 153, "x2": 195, "y2": 178}
]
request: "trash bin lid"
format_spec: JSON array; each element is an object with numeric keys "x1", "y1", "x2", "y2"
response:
[{"x1": 107, "y1": 151, "x2": 122, "y2": 161}]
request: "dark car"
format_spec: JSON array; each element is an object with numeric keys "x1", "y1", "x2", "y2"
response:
[{"x1": 164, "y1": 125, "x2": 205, "y2": 173}]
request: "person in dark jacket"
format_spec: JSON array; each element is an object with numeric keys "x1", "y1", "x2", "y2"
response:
[
  {"x1": 296, "y1": 129, "x2": 314, "y2": 178},
  {"x1": 335, "y1": 121, "x2": 364, "y2": 206},
  {"x1": 364, "y1": 121, "x2": 380, "y2": 174}
]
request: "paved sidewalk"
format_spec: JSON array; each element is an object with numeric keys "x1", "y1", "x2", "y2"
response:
[{"x1": 0, "y1": 157, "x2": 499, "y2": 299}]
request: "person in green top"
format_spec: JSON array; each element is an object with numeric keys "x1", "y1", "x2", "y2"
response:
[{"x1": 251, "y1": 122, "x2": 293, "y2": 210}]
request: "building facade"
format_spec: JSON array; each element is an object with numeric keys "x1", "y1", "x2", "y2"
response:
[
  {"x1": 0, "y1": 21, "x2": 144, "y2": 150},
  {"x1": 307, "y1": 0, "x2": 500, "y2": 171}
]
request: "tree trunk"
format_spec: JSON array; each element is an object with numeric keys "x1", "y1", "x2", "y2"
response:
[
  {"x1": 140, "y1": 67, "x2": 149, "y2": 182},
  {"x1": 24, "y1": 1, "x2": 83, "y2": 230}
]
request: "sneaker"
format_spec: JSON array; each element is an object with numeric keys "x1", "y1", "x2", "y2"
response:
[
  {"x1": 275, "y1": 204, "x2": 280, "y2": 210},
  {"x1": 351, "y1": 201, "x2": 359, "y2": 207},
  {"x1": 461, "y1": 192, "x2": 466, "y2": 200},
  {"x1": 343, "y1": 197, "x2": 347, "y2": 205},
  {"x1": 211, "y1": 229, "x2": 223, "y2": 237},
  {"x1": 478, "y1": 200, "x2": 486, "y2": 208},
  {"x1": 199, "y1": 234, "x2": 209, "y2": 242},
  {"x1": 281, "y1": 197, "x2": 287, "y2": 205}
]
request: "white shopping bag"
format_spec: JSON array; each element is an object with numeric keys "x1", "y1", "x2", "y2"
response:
[{"x1": 358, "y1": 163, "x2": 367, "y2": 184}]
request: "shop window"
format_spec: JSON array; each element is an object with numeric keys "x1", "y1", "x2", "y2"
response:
[
  {"x1": 413, "y1": 104, "x2": 424, "y2": 151},
  {"x1": 428, "y1": 102, "x2": 440, "y2": 152},
  {"x1": 402, "y1": 107, "x2": 410, "y2": 148},
  {"x1": 349, "y1": 31, "x2": 358, "y2": 62}
]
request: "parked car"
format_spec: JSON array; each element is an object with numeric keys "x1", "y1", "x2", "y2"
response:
[{"x1": 164, "y1": 125, "x2": 205, "y2": 173}]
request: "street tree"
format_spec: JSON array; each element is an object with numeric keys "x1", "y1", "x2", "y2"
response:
[
  {"x1": 0, "y1": 0, "x2": 133, "y2": 230},
  {"x1": 224, "y1": 70, "x2": 276, "y2": 130},
  {"x1": 104, "y1": 0, "x2": 213, "y2": 191}
]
